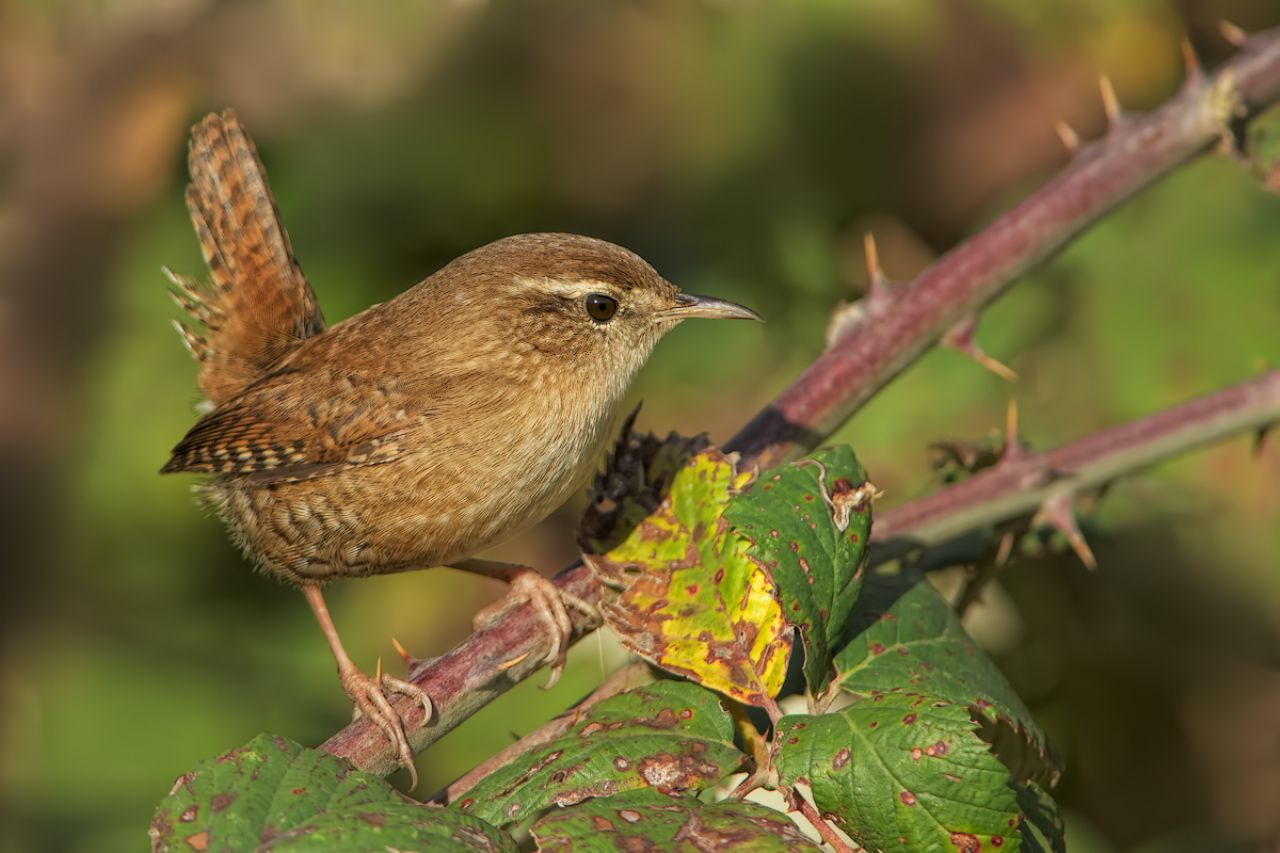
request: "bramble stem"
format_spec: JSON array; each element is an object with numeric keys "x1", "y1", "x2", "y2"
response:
[
  {"x1": 321, "y1": 27, "x2": 1280, "y2": 778},
  {"x1": 788, "y1": 786, "x2": 855, "y2": 853},
  {"x1": 727, "y1": 29, "x2": 1277, "y2": 468},
  {"x1": 872, "y1": 369, "x2": 1280, "y2": 561},
  {"x1": 437, "y1": 661, "x2": 651, "y2": 805}
]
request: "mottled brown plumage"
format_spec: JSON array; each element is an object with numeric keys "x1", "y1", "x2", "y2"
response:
[
  {"x1": 167, "y1": 112, "x2": 325, "y2": 405},
  {"x1": 162, "y1": 110, "x2": 759, "y2": 783}
]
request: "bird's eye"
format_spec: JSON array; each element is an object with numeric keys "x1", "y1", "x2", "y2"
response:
[{"x1": 584, "y1": 293, "x2": 618, "y2": 323}]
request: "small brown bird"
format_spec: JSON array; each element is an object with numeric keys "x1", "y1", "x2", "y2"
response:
[{"x1": 161, "y1": 110, "x2": 759, "y2": 782}]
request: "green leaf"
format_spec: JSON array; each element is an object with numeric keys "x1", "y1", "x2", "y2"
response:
[
  {"x1": 725, "y1": 445, "x2": 872, "y2": 694},
  {"x1": 835, "y1": 573, "x2": 1059, "y2": 786},
  {"x1": 776, "y1": 692, "x2": 1019, "y2": 853},
  {"x1": 835, "y1": 574, "x2": 1031, "y2": 717},
  {"x1": 530, "y1": 790, "x2": 823, "y2": 852},
  {"x1": 1015, "y1": 782, "x2": 1067, "y2": 853},
  {"x1": 455, "y1": 682, "x2": 745, "y2": 827},
  {"x1": 149, "y1": 733, "x2": 514, "y2": 852},
  {"x1": 582, "y1": 437, "x2": 792, "y2": 707}
]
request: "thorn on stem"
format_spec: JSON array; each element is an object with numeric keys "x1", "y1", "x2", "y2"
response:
[
  {"x1": 1180, "y1": 36, "x2": 1202, "y2": 86},
  {"x1": 1054, "y1": 121, "x2": 1081, "y2": 156},
  {"x1": 942, "y1": 315, "x2": 1018, "y2": 382},
  {"x1": 824, "y1": 301, "x2": 862, "y2": 349},
  {"x1": 864, "y1": 232, "x2": 890, "y2": 299},
  {"x1": 1218, "y1": 19, "x2": 1248, "y2": 49},
  {"x1": 1034, "y1": 492, "x2": 1097, "y2": 570},
  {"x1": 826, "y1": 231, "x2": 893, "y2": 348},
  {"x1": 994, "y1": 531, "x2": 1016, "y2": 567},
  {"x1": 728, "y1": 771, "x2": 765, "y2": 801},
  {"x1": 1001, "y1": 398, "x2": 1025, "y2": 463},
  {"x1": 496, "y1": 651, "x2": 531, "y2": 671},
  {"x1": 1099, "y1": 74, "x2": 1122, "y2": 129},
  {"x1": 391, "y1": 636, "x2": 413, "y2": 666}
]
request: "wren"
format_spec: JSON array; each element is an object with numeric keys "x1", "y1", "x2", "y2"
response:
[{"x1": 161, "y1": 110, "x2": 760, "y2": 783}]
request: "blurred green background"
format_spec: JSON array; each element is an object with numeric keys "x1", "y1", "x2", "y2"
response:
[{"x1": 2, "y1": 1, "x2": 1279, "y2": 850}]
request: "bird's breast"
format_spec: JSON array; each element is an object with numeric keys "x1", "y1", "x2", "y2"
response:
[{"x1": 375, "y1": 374, "x2": 627, "y2": 566}]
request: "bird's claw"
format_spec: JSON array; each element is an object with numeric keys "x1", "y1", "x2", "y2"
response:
[
  {"x1": 473, "y1": 571, "x2": 599, "y2": 688},
  {"x1": 340, "y1": 663, "x2": 432, "y2": 789}
]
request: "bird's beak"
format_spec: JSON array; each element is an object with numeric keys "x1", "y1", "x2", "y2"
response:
[{"x1": 659, "y1": 293, "x2": 762, "y2": 322}]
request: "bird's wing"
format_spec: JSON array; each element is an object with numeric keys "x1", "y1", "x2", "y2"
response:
[
  {"x1": 167, "y1": 110, "x2": 326, "y2": 407},
  {"x1": 160, "y1": 367, "x2": 418, "y2": 482}
]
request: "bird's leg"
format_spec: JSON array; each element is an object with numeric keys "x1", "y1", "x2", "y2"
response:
[
  {"x1": 451, "y1": 559, "x2": 600, "y2": 688},
  {"x1": 301, "y1": 584, "x2": 431, "y2": 787}
]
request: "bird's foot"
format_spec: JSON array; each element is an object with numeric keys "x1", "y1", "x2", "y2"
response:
[
  {"x1": 340, "y1": 658, "x2": 432, "y2": 788},
  {"x1": 472, "y1": 569, "x2": 599, "y2": 688}
]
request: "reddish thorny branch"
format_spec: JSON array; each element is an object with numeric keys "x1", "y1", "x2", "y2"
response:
[
  {"x1": 871, "y1": 369, "x2": 1280, "y2": 560},
  {"x1": 322, "y1": 26, "x2": 1280, "y2": 778}
]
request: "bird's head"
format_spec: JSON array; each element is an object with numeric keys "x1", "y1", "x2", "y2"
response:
[{"x1": 422, "y1": 233, "x2": 760, "y2": 401}]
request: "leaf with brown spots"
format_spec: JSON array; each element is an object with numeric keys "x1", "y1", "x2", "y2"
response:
[
  {"x1": 454, "y1": 682, "x2": 744, "y2": 828},
  {"x1": 775, "y1": 691, "x2": 1024, "y2": 853},
  {"x1": 581, "y1": 438, "x2": 792, "y2": 708},
  {"x1": 835, "y1": 572, "x2": 1060, "y2": 787},
  {"x1": 149, "y1": 733, "x2": 513, "y2": 852},
  {"x1": 530, "y1": 789, "x2": 823, "y2": 852},
  {"x1": 724, "y1": 445, "x2": 872, "y2": 695}
]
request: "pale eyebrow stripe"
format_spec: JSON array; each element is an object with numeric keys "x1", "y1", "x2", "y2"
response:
[{"x1": 515, "y1": 277, "x2": 619, "y2": 299}]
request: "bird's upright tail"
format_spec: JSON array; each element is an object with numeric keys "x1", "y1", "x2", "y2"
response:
[{"x1": 167, "y1": 110, "x2": 326, "y2": 406}]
